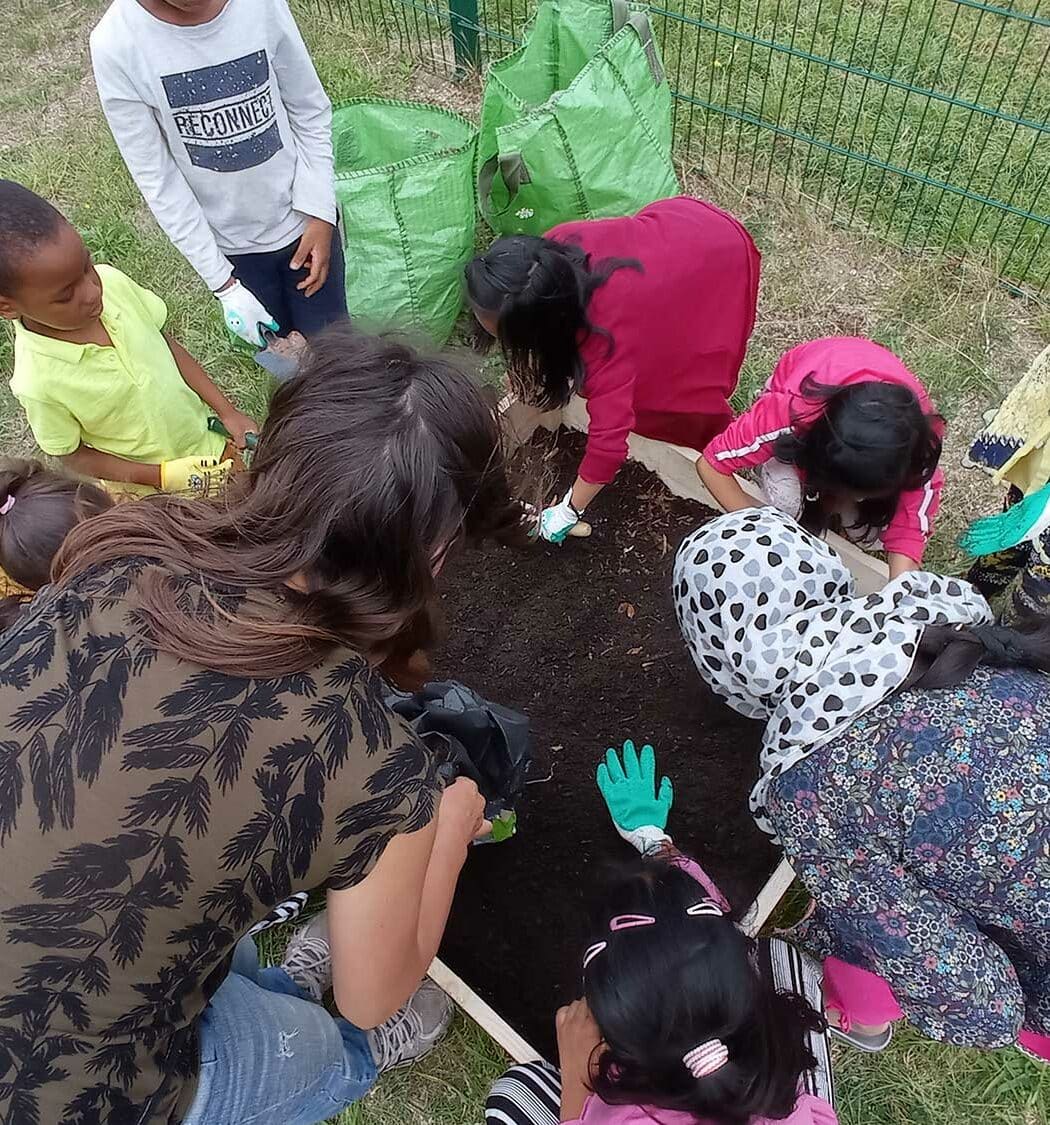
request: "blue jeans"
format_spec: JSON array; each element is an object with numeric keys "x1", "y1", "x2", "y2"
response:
[
  {"x1": 183, "y1": 937, "x2": 376, "y2": 1125},
  {"x1": 230, "y1": 232, "x2": 347, "y2": 338}
]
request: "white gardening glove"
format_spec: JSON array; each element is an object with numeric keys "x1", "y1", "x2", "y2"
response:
[
  {"x1": 216, "y1": 280, "x2": 279, "y2": 348},
  {"x1": 538, "y1": 490, "x2": 582, "y2": 544}
]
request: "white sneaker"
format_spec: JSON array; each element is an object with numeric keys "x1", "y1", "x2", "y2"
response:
[
  {"x1": 280, "y1": 912, "x2": 331, "y2": 1001},
  {"x1": 366, "y1": 980, "x2": 453, "y2": 1072}
]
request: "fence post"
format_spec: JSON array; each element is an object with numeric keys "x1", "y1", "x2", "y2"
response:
[{"x1": 449, "y1": 0, "x2": 481, "y2": 73}]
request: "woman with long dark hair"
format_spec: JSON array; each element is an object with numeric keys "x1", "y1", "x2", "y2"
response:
[
  {"x1": 0, "y1": 327, "x2": 524, "y2": 1125},
  {"x1": 466, "y1": 196, "x2": 760, "y2": 543},
  {"x1": 674, "y1": 507, "x2": 1050, "y2": 1062}
]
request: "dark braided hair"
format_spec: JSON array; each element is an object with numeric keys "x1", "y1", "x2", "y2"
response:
[{"x1": 902, "y1": 616, "x2": 1050, "y2": 691}]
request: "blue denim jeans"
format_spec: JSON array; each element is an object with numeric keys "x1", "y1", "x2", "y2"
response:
[{"x1": 183, "y1": 936, "x2": 376, "y2": 1125}]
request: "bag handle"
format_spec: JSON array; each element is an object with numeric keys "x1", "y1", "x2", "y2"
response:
[
  {"x1": 609, "y1": 1, "x2": 666, "y2": 85},
  {"x1": 477, "y1": 151, "x2": 532, "y2": 224},
  {"x1": 626, "y1": 10, "x2": 665, "y2": 85}
]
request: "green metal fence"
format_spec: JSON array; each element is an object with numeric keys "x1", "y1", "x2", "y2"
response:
[{"x1": 308, "y1": 0, "x2": 1050, "y2": 294}]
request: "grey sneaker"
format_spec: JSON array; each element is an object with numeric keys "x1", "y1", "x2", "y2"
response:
[
  {"x1": 280, "y1": 911, "x2": 331, "y2": 1001},
  {"x1": 830, "y1": 1022, "x2": 893, "y2": 1053},
  {"x1": 366, "y1": 980, "x2": 453, "y2": 1072}
]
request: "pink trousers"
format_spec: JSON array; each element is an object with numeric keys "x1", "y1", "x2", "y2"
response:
[{"x1": 822, "y1": 956, "x2": 1049, "y2": 1062}]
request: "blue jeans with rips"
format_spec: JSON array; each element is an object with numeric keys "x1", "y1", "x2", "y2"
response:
[{"x1": 183, "y1": 936, "x2": 376, "y2": 1125}]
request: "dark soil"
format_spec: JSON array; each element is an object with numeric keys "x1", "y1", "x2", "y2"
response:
[{"x1": 435, "y1": 429, "x2": 777, "y2": 1057}]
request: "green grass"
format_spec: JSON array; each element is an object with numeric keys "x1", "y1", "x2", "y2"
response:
[
  {"x1": 835, "y1": 1028, "x2": 1049, "y2": 1125},
  {"x1": 327, "y1": 0, "x2": 1050, "y2": 291},
  {"x1": 0, "y1": 2, "x2": 1048, "y2": 1123},
  {"x1": 658, "y1": 0, "x2": 1050, "y2": 292}
]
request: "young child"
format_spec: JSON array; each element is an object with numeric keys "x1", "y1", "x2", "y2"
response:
[
  {"x1": 0, "y1": 458, "x2": 113, "y2": 629},
  {"x1": 698, "y1": 337, "x2": 943, "y2": 579},
  {"x1": 486, "y1": 743, "x2": 837, "y2": 1125},
  {"x1": 0, "y1": 180, "x2": 254, "y2": 494},
  {"x1": 90, "y1": 0, "x2": 346, "y2": 347},
  {"x1": 466, "y1": 196, "x2": 759, "y2": 544}
]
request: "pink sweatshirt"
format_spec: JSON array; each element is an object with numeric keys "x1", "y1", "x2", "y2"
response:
[
  {"x1": 569, "y1": 1091, "x2": 839, "y2": 1125},
  {"x1": 548, "y1": 196, "x2": 760, "y2": 485},
  {"x1": 702, "y1": 337, "x2": 944, "y2": 563},
  {"x1": 564, "y1": 856, "x2": 839, "y2": 1125}
]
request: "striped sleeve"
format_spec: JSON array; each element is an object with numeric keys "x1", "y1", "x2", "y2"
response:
[
  {"x1": 702, "y1": 390, "x2": 795, "y2": 473},
  {"x1": 486, "y1": 1062, "x2": 562, "y2": 1125},
  {"x1": 880, "y1": 467, "x2": 943, "y2": 563}
]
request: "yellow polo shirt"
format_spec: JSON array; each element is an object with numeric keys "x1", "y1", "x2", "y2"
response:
[{"x1": 10, "y1": 265, "x2": 226, "y2": 464}]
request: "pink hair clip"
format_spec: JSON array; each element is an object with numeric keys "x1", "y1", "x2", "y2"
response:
[
  {"x1": 582, "y1": 942, "x2": 607, "y2": 970},
  {"x1": 683, "y1": 1039, "x2": 729, "y2": 1078},
  {"x1": 608, "y1": 914, "x2": 656, "y2": 932},
  {"x1": 584, "y1": 915, "x2": 656, "y2": 969},
  {"x1": 0, "y1": 495, "x2": 15, "y2": 516},
  {"x1": 685, "y1": 899, "x2": 724, "y2": 917}
]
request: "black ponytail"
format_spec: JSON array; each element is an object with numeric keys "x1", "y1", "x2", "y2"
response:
[
  {"x1": 0, "y1": 458, "x2": 113, "y2": 630},
  {"x1": 465, "y1": 236, "x2": 641, "y2": 410},
  {"x1": 902, "y1": 615, "x2": 1050, "y2": 691},
  {"x1": 584, "y1": 859, "x2": 824, "y2": 1125}
]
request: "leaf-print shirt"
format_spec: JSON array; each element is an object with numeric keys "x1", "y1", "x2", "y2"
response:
[{"x1": 0, "y1": 558, "x2": 439, "y2": 1125}]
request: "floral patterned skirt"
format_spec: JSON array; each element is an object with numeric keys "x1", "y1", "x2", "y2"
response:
[{"x1": 767, "y1": 663, "x2": 1050, "y2": 1048}]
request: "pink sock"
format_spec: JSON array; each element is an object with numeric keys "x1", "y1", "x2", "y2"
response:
[{"x1": 1018, "y1": 1029, "x2": 1050, "y2": 1063}]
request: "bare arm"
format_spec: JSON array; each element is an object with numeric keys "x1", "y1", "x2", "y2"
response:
[
  {"x1": 556, "y1": 1000, "x2": 602, "y2": 1122},
  {"x1": 887, "y1": 552, "x2": 919, "y2": 580},
  {"x1": 569, "y1": 476, "x2": 604, "y2": 513},
  {"x1": 62, "y1": 444, "x2": 161, "y2": 488},
  {"x1": 166, "y1": 335, "x2": 257, "y2": 448},
  {"x1": 327, "y1": 777, "x2": 485, "y2": 1028},
  {"x1": 167, "y1": 335, "x2": 233, "y2": 417},
  {"x1": 697, "y1": 457, "x2": 760, "y2": 513}
]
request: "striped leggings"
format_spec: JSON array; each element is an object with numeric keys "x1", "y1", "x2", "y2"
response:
[{"x1": 485, "y1": 938, "x2": 834, "y2": 1125}]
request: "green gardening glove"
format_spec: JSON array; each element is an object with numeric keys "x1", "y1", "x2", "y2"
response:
[{"x1": 596, "y1": 740, "x2": 674, "y2": 855}]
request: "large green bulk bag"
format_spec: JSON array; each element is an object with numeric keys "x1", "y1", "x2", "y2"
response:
[
  {"x1": 477, "y1": 0, "x2": 679, "y2": 237},
  {"x1": 332, "y1": 99, "x2": 478, "y2": 342}
]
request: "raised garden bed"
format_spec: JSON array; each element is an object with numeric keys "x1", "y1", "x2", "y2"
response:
[{"x1": 435, "y1": 427, "x2": 778, "y2": 1057}]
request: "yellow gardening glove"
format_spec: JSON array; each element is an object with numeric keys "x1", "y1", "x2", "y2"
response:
[
  {"x1": 159, "y1": 455, "x2": 233, "y2": 497},
  {"x1": 0, "y1": 568, "x2": 32, "y2": 599}
]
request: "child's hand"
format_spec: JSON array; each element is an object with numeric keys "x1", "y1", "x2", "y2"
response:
[
  {"x1": 159, "y1": 455, "x2": 233, "y2": 497},
  {"x1": 538, "y1": 489, "x2": 582, "y2": 543},
  {"x1": 556, "y1": 999, "x2": 602, "y2": 1113},
  {"x1": 596, "y1": 740, "x2": 673, "y2": 855},
  {"x1": 216, "y1": 280, "x2": 279, "y2": 347},
  {"x1": 291, "y1": 218, "x2": 334, "y2": 297},
  {"x1": 219, "y1": 409, "x2": 260, "y2": 452}
]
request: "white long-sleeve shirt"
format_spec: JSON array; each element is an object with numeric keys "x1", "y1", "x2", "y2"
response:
[{"x1": 90, "y1": 0, "x2": 336, "y2": 291}]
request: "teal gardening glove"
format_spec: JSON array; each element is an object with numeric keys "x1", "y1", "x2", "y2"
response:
[{"x1": 596, "y1": 740, "x2": 674, "y2": 855}]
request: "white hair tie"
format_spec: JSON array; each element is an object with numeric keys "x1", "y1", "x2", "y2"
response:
[{"x1": 683, "y1": 1039, "x2": 729, "y2": 1078}]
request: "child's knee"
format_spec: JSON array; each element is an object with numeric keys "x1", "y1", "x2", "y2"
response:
[{"x1": 760, "y1": 459, "x2": 803, "y2": 518}]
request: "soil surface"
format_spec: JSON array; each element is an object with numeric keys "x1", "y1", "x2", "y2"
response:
[{"x1": 435, "y1": 429, "x2": 778, "y2": 1057}]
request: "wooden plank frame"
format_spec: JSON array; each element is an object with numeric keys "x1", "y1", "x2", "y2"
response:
[{"x1": 433, "y1": 395, "x2": 889, "y2": 1064}]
